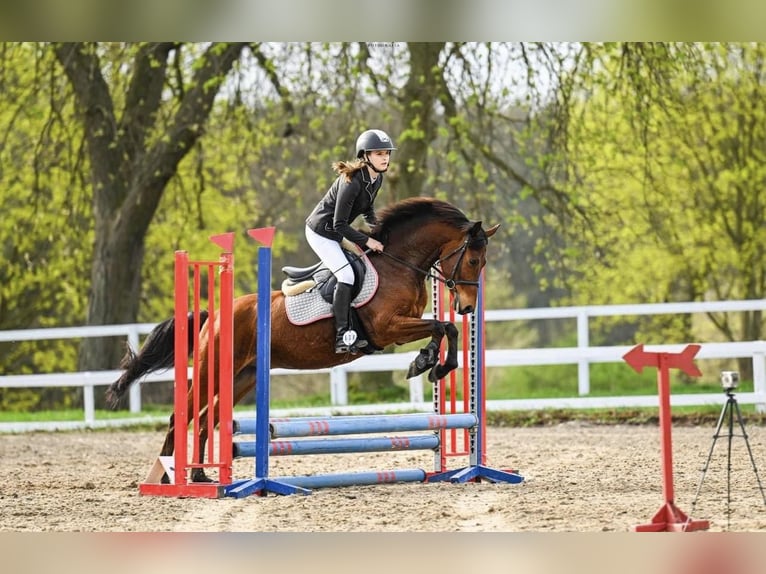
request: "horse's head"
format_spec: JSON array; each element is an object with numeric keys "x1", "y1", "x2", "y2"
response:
[
  {"x1": 437, "y1": 221, "x2": 500, "y2": 314},
  {"x1": 373, "y1": 198, "x2": 501, "y2": 314}
]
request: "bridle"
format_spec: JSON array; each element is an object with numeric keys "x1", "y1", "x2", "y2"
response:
[
  {"x1": 377, "y1": 234, "x2": 481, "y2": 293},
  {"x1": 434, "y1": 237, "x2": 481, "y2": 290}
]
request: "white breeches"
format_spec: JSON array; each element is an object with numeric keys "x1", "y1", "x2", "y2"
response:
[{"x1": 305, "y1": 226, "x2": 355, "y2": 285}]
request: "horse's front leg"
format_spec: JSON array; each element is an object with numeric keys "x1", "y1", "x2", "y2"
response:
[
  {"x1": 426, "y1": 321, "x2": 459, "y2": 382},
  {"x1": 388, "y1": 318, "x2": 458, "y2": 381}
]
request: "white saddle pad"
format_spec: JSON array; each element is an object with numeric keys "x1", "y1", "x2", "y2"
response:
[{"x1": 284, "y1": 253, "x2": 379, "y2": 326}]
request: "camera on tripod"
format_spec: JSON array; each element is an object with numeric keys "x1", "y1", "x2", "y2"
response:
[{"x1": 720, "y1": 370, "x2": 739, "y2": 391}]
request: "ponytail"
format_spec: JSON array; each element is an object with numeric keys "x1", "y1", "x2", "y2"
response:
[{"x1": 332, "y1": 159, "x2": 366, "y2": 182}]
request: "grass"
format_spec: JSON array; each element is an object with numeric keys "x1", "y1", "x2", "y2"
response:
[{"x1": 0, "y1": 407, "x2": 168, "y2": 423}]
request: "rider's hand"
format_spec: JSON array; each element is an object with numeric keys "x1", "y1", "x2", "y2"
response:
[{"x1": 366, "y1": 238, "x2": 384, "y2": 252}]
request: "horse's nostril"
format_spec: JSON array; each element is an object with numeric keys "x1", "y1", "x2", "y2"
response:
[{"x1": 459, "y1": 305, "x2": 474, "y2": 315}]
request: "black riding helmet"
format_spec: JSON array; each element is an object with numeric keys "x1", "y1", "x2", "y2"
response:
[{"x1": 355, "y1": 129, "x2": 397, "y2": 158}]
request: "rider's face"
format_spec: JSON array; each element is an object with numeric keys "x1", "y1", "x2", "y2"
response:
[{"x1": 367, "y1": 150, "x2": 391, "y2": 172}]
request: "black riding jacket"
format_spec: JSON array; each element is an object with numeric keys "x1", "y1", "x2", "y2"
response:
[{"x1": 305, "y1": 168, "x2": 383, "y2": 248}]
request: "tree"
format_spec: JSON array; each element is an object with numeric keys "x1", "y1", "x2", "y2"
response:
[
  {"x1": 53, "y1": 42, "x2": 249, "y2": 370},
  {"x1": 541, "y1": 43, "x2": 766, "y2": 374}
]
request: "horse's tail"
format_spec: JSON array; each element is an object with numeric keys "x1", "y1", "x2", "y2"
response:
[{"x1": 105, "y1": 310, "x2": 209, "y2": 408}]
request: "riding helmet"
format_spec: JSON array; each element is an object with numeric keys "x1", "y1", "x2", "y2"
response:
[{"x1": 355, "y1": 129, "x2": 397, "y2": 158}]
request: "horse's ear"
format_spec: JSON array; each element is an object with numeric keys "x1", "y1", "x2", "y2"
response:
[{"x1": 484, "y1": 223, "x2": 500, "y2": 238}]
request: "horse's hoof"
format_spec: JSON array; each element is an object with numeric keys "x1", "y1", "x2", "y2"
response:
[
  {"x1": 407, "y1": 357, "x2": 429, "y2": 378},
  {"x1": 191, "y1": 470, "x2": 214, "y2": 483}
]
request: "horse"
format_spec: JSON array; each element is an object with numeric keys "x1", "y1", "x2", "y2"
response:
[{"x1": 106, "y1": 196, "x2": 499, "y2": 482}]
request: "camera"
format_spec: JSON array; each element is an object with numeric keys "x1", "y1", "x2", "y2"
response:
[{"x1": 720, "y1": 370, "x2": 740, "y2": 390}]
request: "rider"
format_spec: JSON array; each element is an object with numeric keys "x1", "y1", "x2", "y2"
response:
[{"x1": 305, "y1": 129, "x2": 394, "y2": 353}]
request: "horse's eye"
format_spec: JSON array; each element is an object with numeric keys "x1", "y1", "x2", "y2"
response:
[{"x1": 469, "y1": 258, "x2": 480, "y2": 266}]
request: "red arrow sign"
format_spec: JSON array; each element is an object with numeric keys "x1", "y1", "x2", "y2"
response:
[
  {"x1": 624, "y1": 342, "x2": 708, "y2": 532},
  {"x1": 623, "y1": 344, "x2": 702, "y2": 377}
]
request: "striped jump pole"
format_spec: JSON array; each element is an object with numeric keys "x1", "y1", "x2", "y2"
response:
[
  {"x1": 235, "y1": 413, "x2": 478, "y2": 437},
  {"x1": 234, "y1": 434, "x2": 441, "y2": 457},
  {"x1": 270, "y1": 469, "x2": 427, "y2": 489},
  {"x1": 139, "y1": 233, "x2": 235, "y2": 498}
]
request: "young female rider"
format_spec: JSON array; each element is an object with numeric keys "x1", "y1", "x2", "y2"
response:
[{"x1": 304, "y1": 129, "x2": 395, "y2": 353}]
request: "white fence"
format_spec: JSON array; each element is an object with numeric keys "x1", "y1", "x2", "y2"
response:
[{"x1": 2, "y1": 299, "x2": 766, "y2": 432}]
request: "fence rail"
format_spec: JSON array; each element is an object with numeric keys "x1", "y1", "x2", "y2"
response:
[{"x1": 2, "y1": 299, "x2": 766, "y2": 432}]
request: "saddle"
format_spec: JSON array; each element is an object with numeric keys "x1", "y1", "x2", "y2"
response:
[
  {"x1": 281, "y1": 248, "x2": 367, "y2": 302},
  {"x1": 280, "y1": 246, "x2": 381, "y2": 353}
]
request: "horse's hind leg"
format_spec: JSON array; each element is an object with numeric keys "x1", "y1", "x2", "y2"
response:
[
  {"x1": 190, "y1": 406, "x2": 213, "y2": 482},
  {"x1": 190, "y1": 366, "x2": 257, "y2": 483},
  {"x1": 157, "y1": 414, "x2": 176, "y2": 484}
]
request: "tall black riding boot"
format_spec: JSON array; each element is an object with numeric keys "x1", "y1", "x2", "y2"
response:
[{"x1": 332, "y1": 283, "x2": 367, "y2": 353}]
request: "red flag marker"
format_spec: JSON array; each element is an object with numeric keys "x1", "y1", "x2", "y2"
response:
[
  {"x1": 247, "y1": 227, "x2": 276, "y2": 248},
  {"x1": 210, "y1": 232, "x2": 235, "y2": 252}
]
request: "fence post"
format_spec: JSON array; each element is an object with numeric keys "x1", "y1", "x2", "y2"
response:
[
  {"x1": 127, "y1": 326, "x2": 142, "y2": 413},
  {"x1": 753, "y1": 347, "x2": 766, "y2": 414},
  {"x1": 83, "y1": 384, "x2": 95, "y2": 424},
  {"x1": 577, "y1": 309, "x2": 590, "y2": 395},
  {"x1": 330, "y1": 367, "x2": 348, "y2": 406},
  {"x1": 408, "y1": 374, "x2": 424, "y2": 404}
]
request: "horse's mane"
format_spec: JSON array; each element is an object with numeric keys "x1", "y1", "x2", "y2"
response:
[{"x1": 372, "y1": 197, "x2": 471, "y2": 243}]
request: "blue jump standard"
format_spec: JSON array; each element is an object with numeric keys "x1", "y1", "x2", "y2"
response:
[
  {"x1": 224, "y1": 244, "x2": 309, "y2": 498},
  {"x1": 427, "y1": 465, "x2": 524, "y2": 484}
]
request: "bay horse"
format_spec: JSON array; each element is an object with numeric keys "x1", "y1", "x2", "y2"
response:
[{"x1": 106, "y1": 196, "x2": 499, "y2": 482}]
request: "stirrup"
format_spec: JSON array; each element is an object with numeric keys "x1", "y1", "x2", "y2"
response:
[
  {"x1": 335, "y1": 343, "x2": 350, "y2": 354},
  {"x1": 336, "y1": 330, "x2": 365, "y2": 354}
]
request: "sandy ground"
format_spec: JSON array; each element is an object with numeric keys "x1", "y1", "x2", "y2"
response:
[{"x1": 3, "y1": 423, "x2": 766, "y2": 532}]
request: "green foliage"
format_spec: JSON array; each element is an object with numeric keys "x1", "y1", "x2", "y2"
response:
[
  {"x1": 0, "y1": 44, "x2": 91, "y2": 375},
  {"x1": 540, "y1": 43, "x2": 766, "y2": 348}
]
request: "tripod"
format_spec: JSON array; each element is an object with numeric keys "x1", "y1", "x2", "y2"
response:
[{"x1": 692, "y1": 388, "x2": 766, "y2": 530}]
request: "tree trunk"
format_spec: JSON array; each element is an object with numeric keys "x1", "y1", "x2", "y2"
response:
[{"x1": 394, "y1": 42, "x2": 445, "y2": 200}]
